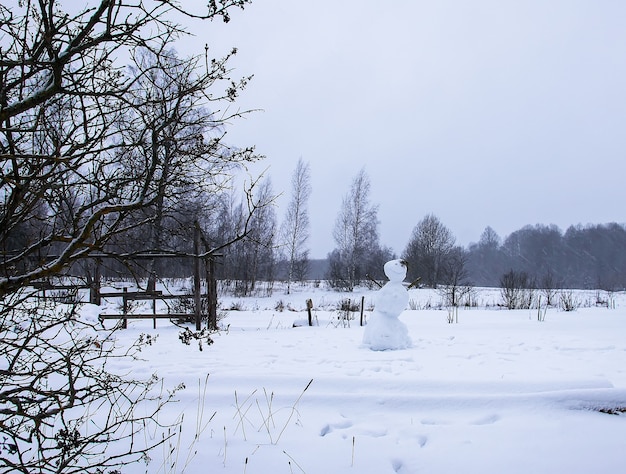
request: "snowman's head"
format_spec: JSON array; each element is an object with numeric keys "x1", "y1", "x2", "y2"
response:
[{"x1": 384, "y1": 259, "x2": 407, "y2": 282}]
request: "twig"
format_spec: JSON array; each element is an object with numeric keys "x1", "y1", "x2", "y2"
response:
[
  {"x1": 407, "y1": 276, "x2": 422, "y2": 289},
  {"x1": 283, "y1": 450, "x2": 306, "y2": 473},
  {"x1": 275, "y1": 379, "x2": 313, "y2": 445},
  {"x1": 233, "y1": 389, "x2": 258, "y2": 440},
  {"x1": 365, "y1": 273, "x2": 383, "y2": 289},
  {"x1": 351, "y1": 436, "x2": 356, "y2": 467},
  {"x1": 223, "y1": 426, "x2": 227, "y2": 467},
  {"x1": 182, "y1": 374, "x2": 216, "y2": 470}
]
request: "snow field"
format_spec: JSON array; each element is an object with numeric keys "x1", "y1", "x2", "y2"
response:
[{"x1": 93, "y1": 287, "x2": 626, "y2": 473}]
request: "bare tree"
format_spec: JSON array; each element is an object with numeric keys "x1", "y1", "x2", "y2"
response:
[
  {"x1": 280, "y1": 158, "x2": 311, "y2": 293},
  {"x1": 500, "y1": 269, "x2": 536, "y2": 309},
  {"x1": 217, "y1": 178, "x2": 277, "y2": 295},
  {"x1": 438, "y1": 245, "x2": 472, "y2": 309},
  {"x1": 0, "y1": 1, "x2": 261, "y2": 471},
  {"x1": 539, "y1": 270, "x2": 561, "y2": 307},
  {"x1": 244, "y1": 178, "x2": 278, "y2": 293},
  {"x1": 403, "y1": 214, "x2": 455, "y2": 288},
  {"x1": 466, "y1": 226, "x2": 505, "y2": 287},
  {"x1": 115, "y1": 45, "x2": 255, "y2": 290},
  {"x1": 0, "y1": 0, "x2": 257, "y2": 295},
  {"x1": 479, "y1": 226, "x2": 501, "y2": 250},
  {"x1": 329, "y1": 168, "x2": 381, "y2": 291}
]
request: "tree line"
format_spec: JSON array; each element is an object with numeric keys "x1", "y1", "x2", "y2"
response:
[
  {"x1": 322, "y1": 169, "x2": 626, "y2": 292},
  {"x1": 467, "y1": 222, "x2": 626, "y2": 290}
]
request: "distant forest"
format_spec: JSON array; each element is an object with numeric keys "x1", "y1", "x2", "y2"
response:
[
  {"x1": 48, "y1": 221, "x2": 626, "y2": 293},
  {"x1": 305, "y1": 223, "x2": 626, "y2": 291},
  {"x1": 303, "y1": 169, "x2": 626, "y2": 292},
  {"x1": 465, "y1": 223, "x2": 626, "y2": 290}
]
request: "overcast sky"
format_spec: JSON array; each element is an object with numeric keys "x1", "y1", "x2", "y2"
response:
[{"x1": 182, "y1": 0, "x2": 626, "y2": 258}]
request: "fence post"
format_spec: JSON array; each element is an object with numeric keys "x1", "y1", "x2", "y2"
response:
[
  {"x1": 194, "y1": 227, "x2": 202, "y2": 331},
  {"x1": 306, "y1": 299, "x2": 313, "y2": 326},
  {"x1": 152, "y1": 294, "x2": 157, "y2": 329},
  {"x1": 207, "y1": 256, "x2": 217, "y2": 330},
  {"x1": 122, "y1": 287, "x2": 128, "y2": 329},
  {"x1": 360, "y1": 295, "x2": 365, "y2": 326},
  {"x1": 90, "y1": 258, "x2": 101, "y2": 305}
]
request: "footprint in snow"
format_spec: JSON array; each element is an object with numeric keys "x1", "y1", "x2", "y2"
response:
[
  {"x1": 391, "y1": 458, "x2": 405, "y2": 473},
  {"x1": 470, "y1": 413, "x2": 501, "y2": 425},
  {"x1": 319, "y1": 418, "x2": 353, "y2": 436},
  {"x1": 420, "y1": 417, "x2": 450, "y2": 426},
  {"x1": 414, "y1": 434, "x2": 428, "y2": 447}
]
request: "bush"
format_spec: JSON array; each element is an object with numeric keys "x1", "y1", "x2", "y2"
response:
[
  {"x1": 559, "y1": 290, "x2": 580, "y2": 312},
  {"x1": 500, "y1": 270, "x2": 536, "y2": 309},
  {"x1": 0, "y1": 296, "x2": 178, "y2": 472},
  {"x1": 169, "y1": 293, "x2": 210, "y2": 324}
]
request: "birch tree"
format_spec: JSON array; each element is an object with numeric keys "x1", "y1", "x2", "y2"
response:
[
  {"x1": 329, "y1": 168, "x2": 381, "y2": 291},
  {"x1": 280, "y1": 158, "x2": 311, "y2": 293}
]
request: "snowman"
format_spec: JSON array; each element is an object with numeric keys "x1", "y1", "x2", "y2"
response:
[{"x1": 362, "y1": 259, "x2": 412, "y2": 351}]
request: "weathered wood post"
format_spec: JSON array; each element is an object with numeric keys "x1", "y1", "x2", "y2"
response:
[
  {"x1": 360, "y1": 295, "x2": 365, "y2": 326},
  {"x1": 193, "y1": 227, "x2": 202, "y2": 331},
  {"x1": 122, "y1": 287, "x2": 128, "y2": 329},
  {"x1": 152, "y1": 293, "x2": 157, "y2": 329},
  {"x1": 207, "y1": 256, "x2": 217, "y2": 330},
  {"x1": 306, "y1": 298, "x2": 313, "y2": 326},
  {"x1": 89, "y1": 258, "x2": 102, "y2": 305}
]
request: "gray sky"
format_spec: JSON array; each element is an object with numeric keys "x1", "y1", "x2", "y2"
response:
[{"x1": 183, "y1": 0, "x2": 626, "y2": 258}]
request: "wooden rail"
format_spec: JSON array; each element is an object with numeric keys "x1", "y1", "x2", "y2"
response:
[
  {"x1": 97, "y1": 288, "x2": 201, "y2": 329},
  {"x1": 30, "y1": 226, "x2": 218, "y2": 330},
  {"x1": 32, "y1": 281, "x2": 91, "y2": 290}
]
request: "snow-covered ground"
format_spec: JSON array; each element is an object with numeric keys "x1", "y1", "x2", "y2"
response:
[{"x1": 89, "y1": 284, "x2": 626, "y2": 473}]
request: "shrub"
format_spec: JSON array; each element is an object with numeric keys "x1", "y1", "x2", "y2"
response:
[
  {"x1": 559, "y1": 290, "x2": 580, "y2": 312},
  {"x1": 0, "y1": 296, "x2": 178, "y2": 472},
  {"x1": 500, "y1": 270, "x2": 536, "y2": 309}
]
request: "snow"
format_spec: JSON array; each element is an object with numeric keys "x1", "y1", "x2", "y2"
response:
[{"x1": 89, "y1": 285, "x2": 626, "y2": 473}]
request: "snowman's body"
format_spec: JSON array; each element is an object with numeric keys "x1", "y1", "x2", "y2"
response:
[{"x1": 362, "y1": 260, "x2": 412, "y2": 351}]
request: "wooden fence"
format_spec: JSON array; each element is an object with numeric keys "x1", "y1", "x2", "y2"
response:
[
  {"x1": 97, "y1": 288, "x2": 203, "y2": 329},
  {"x1": 31, "y1": 227, "x2": 219, "y2": 330}
]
